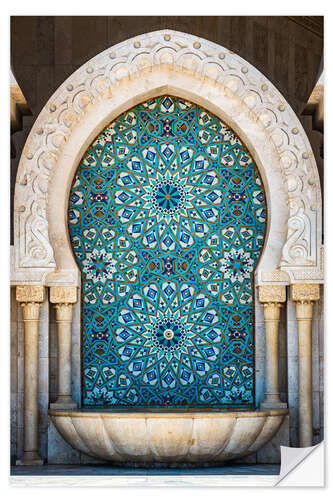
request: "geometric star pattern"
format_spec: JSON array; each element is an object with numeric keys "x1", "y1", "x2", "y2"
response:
[{"x1": 68, "y1": 95, "x2": 266, "y2": 408}]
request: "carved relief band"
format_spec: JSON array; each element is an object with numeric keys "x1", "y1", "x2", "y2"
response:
[
  {"x1": 16, "y1": 285, "x2": 45, "y2": 465},
  {"x1": 291, "y1": 283, "x2": 320, "y2": 447},
  {"x1": 50, "y1": 286, "x2": 77, "y2": 409},
  {"x1": 259, "y1": 285, "x2": 287, "y2": 409}
]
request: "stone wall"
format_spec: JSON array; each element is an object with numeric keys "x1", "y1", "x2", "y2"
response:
[{"x1": 10, "y1": 16, "x2": 323, "y2": 117}]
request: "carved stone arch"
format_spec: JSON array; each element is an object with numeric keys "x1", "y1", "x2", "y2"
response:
[{"x1": 11, "y1": 30, "x2": 323, "y2": 287}]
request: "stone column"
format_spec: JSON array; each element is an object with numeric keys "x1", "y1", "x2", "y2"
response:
[
  {"x1": 259, "y1": 285, "x2": 287, "y2": 409},
  {"x1": 50, "y1": 286, "x2": 77, "y2": 409},
  {"x1": 291, "y1": 283, "x2": 320, "y2": 447},
  {"x1": 16, "y1": 285, "x2": 45, "y2": 465}
]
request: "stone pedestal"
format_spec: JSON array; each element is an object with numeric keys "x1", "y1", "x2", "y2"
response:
[
  {"x1": 291, "y1": 284, "x2": 320, "y2": 447},
  {"x1": 259, "y1": 286, "x2": 287, "y2": 410},
  {"x1": 16, "y1": 285, "x2": 45, "y2": 465},
  {"x1": 49, "y1": 286, "x2": 77, "y2": 410}
]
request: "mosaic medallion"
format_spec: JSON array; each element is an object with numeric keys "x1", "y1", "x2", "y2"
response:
[{"x1": 69, "y1": 96, "x2": 266, "y2": 407}]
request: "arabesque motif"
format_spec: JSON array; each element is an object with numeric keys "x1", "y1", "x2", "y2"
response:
[{"x1": 69, "y1": 96, "x2": 266, "y2": 407}]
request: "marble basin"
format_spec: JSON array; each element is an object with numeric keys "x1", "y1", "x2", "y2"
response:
[{"x1": 49, "y1": 409, "x2": 288, "y2": 465}]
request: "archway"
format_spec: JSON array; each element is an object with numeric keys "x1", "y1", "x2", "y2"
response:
[{"x1": 12, "y1": 30, "x2": 323, "y2": 464}]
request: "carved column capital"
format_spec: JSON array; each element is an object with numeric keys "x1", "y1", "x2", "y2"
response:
[
  {"x1": 54, "y1": 303, "x2": 73, "y2": 322},
  {"x1": 16, "y1": 285, "x2": 45, "y2": 303},
  {"x1": 20, "y1": 302, "x2": 41, "y2": 322},
  {"x1": 50, "y1": 286, "x2": 77, "y2": 304},
  {"x1": 262, "y1": 302, "x2": 283, "y2": 321},
  {"x1": 291, "y1": 283, "x2": 320, "y2": 304},
  {"x1": 258, "y1": 285, "x2": 286, "y2": 304}
]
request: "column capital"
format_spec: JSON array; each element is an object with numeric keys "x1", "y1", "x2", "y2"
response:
[
  {"x1": 54, "y1": 303, "x2": 73, "y2": 322},
  {"x1": 20, "y1": 302, "x2": 41, "y2": 321},
  {"x1": 16, "y1": 285, "x2": 45, "y2": 303},
  {"x1": 262, "y1": 302, "x2": 283, "y2": 321},
  {"x1": 291, "y1": 283, "x2": 320, "y2": 304},
  {"x1": 50, "y1": 286, "x2": 77, "y2": 304},
  {"x1": 258, "y1": 285, "x2": 286, "y2": 304}
]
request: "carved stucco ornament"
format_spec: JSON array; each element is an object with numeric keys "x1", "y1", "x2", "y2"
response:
[
  {"x1": 11, "y1": 30, "x2": 323, "y2": 286},
  {"x1": 258, "y1": 285, "x2": 286, "y2": 304},
  {"x1": 49, "y1": 286, "x2": 77, "y2": 304},
  {"x1": 290, "y1": 283, "x2": 321, "y2": 303}
]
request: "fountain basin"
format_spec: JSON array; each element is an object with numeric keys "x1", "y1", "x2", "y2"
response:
[{"x1": 49, "y1": 409, "x2": 288, "y2": 464}]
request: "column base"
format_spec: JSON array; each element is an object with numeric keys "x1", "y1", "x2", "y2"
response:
[
  {"x1": 260, "y1": 400, "x2": 288, "y2": 410},
  {"x1": 50, "y1": 396, "x2": 77, "y2": 410},
  {"x1": 16, "y1": 451, "x2": 44, "y2": 466}
]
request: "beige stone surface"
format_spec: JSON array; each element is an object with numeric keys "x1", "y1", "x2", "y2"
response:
[
  {"x1": 47, "y1": 419, "x2": 80, "y2": 464},
  {"x1": 256, "y1": 415, "x2": 290, "y2": 463},
  {"x1": 49, "y1": 409, "x2": 288, "y2": 464}
]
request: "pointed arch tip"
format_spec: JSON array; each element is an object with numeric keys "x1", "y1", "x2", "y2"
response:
[{"x1": 11, "y1": 30, "x2": 323, "y2": 287}]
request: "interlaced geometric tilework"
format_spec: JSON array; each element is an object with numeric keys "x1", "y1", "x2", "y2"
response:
[{"x1": 68, "y1": 96, "x2": 266, "y2": 408}]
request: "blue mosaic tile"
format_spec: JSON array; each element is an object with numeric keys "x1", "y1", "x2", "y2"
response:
[{"x1": 68, "y1": 96, "x2": 266, "y2": 407}]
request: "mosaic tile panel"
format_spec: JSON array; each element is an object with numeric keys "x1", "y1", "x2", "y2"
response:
[{"x1": 68, "y1": 96, "x2": 266, "y2": 407}]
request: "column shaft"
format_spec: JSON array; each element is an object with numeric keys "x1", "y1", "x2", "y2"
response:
[
  {"x1": 16, "y1": 285, "x2": 44, "y2": 466},
  {"x1": 263, "y1": 304, "x2": 282, "y2": 404},
  {"x1": 296, "y1": 302, "x2": 314, "y2": 447},
  {"x1": 259, "y1": 286, "x2": 287, "y2": 409},
  {"x1": 291, "y1": 284, "x2": 320, "y2": 448},
  {"x1": 23, "y1": 306, "x2": 39, "y2": 454},
  {"x1": 50, "y1": 287, "x2": 77, "y2": 409}
]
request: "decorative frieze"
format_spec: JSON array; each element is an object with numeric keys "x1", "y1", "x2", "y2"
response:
[{"x1": 260, "y1": 270, "x2": 290, "y2": 284}]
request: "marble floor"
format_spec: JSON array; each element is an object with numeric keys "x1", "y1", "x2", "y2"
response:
[{"x1": 11, "y1": 464, "x2": 280, "y2": 476}]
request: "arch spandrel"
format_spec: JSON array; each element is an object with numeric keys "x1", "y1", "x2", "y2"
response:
[{"x1": 11, "y1": 30, "x2": 323, "y2": 287}]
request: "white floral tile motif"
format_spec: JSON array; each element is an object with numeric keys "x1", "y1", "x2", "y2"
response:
[
  {"x1": 220, "y1": 248, "x2": 255, "y2": 283},
  {"x1": 82, "y1": 249, "x2": 117, "y2": 284}
]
